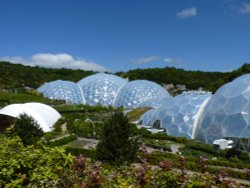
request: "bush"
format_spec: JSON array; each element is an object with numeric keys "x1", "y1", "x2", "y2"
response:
[
  {"x1": 53, "y1": 118, "x2": 66, "y2": 132},
  {"x1": 207, "y1": 166, "x2": 247, "y2": 180},
  {"x1": 144, "y1": 143, "x2": 171, "y2": 152},
  {"x1": 65, "y1": 147, "x2": 96, "y2": 159},
  {"x1": 6, "y1": 113, "x2": 44, "y2": 146},
  {"x1": 185, "y1": 142, "x2": 218, "y2": 156},
  {"x1": 96, "y1": 111, "x2": 139, "y2": 165},
  {"x1": 72, "y1": 121, "x2": 102, "y2": 139},
  {"x1": 43, "y1": 131, "x2": 61, "y2": 141},
  {"x1": 48, "y1": 135, "x2": 77, "y2": 146},
  {"x1": 0, "y1": 136, "x2": 73, "y2": 187},
  {"x1": 185, "y1": 161, "x2": 200, "y2": 172},
  {"x1": 207, "y1": 159, "x2": 242, "y2": 169}
]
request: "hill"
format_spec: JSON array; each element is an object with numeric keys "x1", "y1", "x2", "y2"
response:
[
  {"x1": 0, "y1": 61, "x2": 95, "y2": 92},
  {"x1": 116, "y1": 63, "x2": 250, "y2": 93},
  {"x1": 1, "y1": 61, "x2": 250, "y2": 93}
]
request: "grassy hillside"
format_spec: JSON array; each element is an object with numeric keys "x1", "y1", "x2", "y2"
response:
[{"x1": 0, "y1": 61, "x2": 95, "y2": 91}]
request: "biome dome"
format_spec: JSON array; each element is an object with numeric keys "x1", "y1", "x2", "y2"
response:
[
  {"x1": 37, "y1": 73, "x2": 172, "y2": 109},
  {"x1": 114, "y1": 80, "x2": 172, "y2": 109},
  {"x1": 37, "y1": 80, "x2": 84, "y2": 104},
  {"x1": 140, "y1": 92, "x2": 211, "y2": 138},
  {"x1": 77, "y1": 73, "x2": 128, "y2": 106},
  {"x1": 195, "y1": 74, "x2": 250, "y2": 144},
  {"x1": 0, "y1": 103, "x2": 61, "y2": 132}
]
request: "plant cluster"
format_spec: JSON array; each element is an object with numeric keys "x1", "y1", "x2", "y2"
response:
[
  {"x1": 96, "y1": 111, "x2": 139, "y2": 165},
  {"x1": 6, "y1": 113, "x2": 44, "y2": 146},
  {"x1": 1, "y1": 135, "x2": 250, "y2": 187}
]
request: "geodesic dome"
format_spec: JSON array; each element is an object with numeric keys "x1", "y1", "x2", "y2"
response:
[
  {"x1": 138, "y1": 97, "x2": 171, "y2": 109},
  {"x1": 0, "y1": 103, "x2": 61, "y2": 132},
  {"x1": 114, "y1": 80, "x2": 171, "y2": 109},
  {"x1": 194, "y1": 74, "x2": 250, "y2": 144},
  {"x1": 37, "y1": 80, "x2": 84, "y2": 104},
  {"x1": 140, "y1": 92, "x2": 211, "y2": 138},
  {"x1": 138, "y1": 108, "x2": 158, "y2": 126},
  {"x1": 77, "y1": 73, "x2": 128, "y2": 106},
  {"x1": 37, "y1": 73, "x2": 172, "y2": 109}
]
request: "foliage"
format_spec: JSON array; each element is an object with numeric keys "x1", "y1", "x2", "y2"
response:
[
  {"x1": 43, "y1": 131, "x2": 62, "y2": 141},
  {"x1": 3, "y1": 60, "x2": 250, "y2": 94},
  {"x1": 6, "y1": 113, "x2": 44, "y2": 146},
  {"x1": 47, "y1": 135, "x2": 77, "y2": 146},
  {"x1": 65, "y1": 147, "x2": 97, "y2": 159},
  {"x1": 72, "y1": 121, "x2": 102, "y2": 139},
  {"x1": 0, "y1": 92, "x2": 56, "y2": 107},
  {"x1": 0, "y1": 136, "x2": 73, "y2": 187},
  {"x1": 0, "y1": 61, "x2": 94, "y2": 91},
  {"x1": 225, "y1": 147, "x2": 250, "y2": 163},
  {"x1": 53, "y1": 118, "x2": 66, "y2": 132},
  {"x1": 126, "y1": 107, "x2": 151, "y2": 121},
  {"x1": 96, "y1": 111, "x2": 139, "y2": 165},
  {"x1": 1, "y1": 135, "x2": 249, "y2": 187}
]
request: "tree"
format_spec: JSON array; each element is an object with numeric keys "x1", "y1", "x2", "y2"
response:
[
  {"x1": 7, "y1": 113, "x2": 44, "y2": 146},
  {"x1": 96, "y1": 111, "x2": 139, "y2": 165}
]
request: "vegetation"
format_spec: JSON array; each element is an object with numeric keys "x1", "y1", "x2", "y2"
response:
[
  {"x1": 117, "y1": 63, "x2": 250, "y2": 93},
  {"x1": 1, "y1": 103, "x2": 250, "y2": 186},
  {"x1": 47, "y1": 135, "x2": 77, "y2": 146},
  {"x1": 2, "y1": 58, "x2": 250, "y2": 186},
  {"x1": 1, "y1": 135, "x2": 249, "y2": 187},
  {"x1": 0, "y1": 92, "x2": 58, "y2": 108},
  {"x1": 126, "y1": 107, "x2": 151, "y2": 122},
  {"x1": 96, "y1": 112, "x2": 139, "y2": 165},
  {"x1": 0, "y1": 61, "x2": 94, "y2": 91},
  {"x1": 0, "y1": 136, "x2": 73, "y2": 187},
  {"x1": 6, "y1": 113, "x2": 44, "y2": 146},
  {"x1": 2, "y1": 61, "x2": 250, "y2": 93}
]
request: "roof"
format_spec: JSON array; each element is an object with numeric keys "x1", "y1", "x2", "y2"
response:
[{"x1": 0, "y1": 102, "x2": 61, "y2": 132}]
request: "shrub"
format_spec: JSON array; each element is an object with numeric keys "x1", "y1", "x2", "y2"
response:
[
  {"x1": 48, "y1": 135, "x2": 77, "y2": 146},
  {"x1": 6, "y1": 113, "x2": 44, "y2": 146},
  {"x1": 185, "y1": 142, "x2": 218, "y2": 156},
  {"x1": 65, "y1": 147, "x2": 96, "y2": 159},
  {"x1": 53, "y1": 118, "x2": 66, "y2": 132},
  {"x1": 0, "y1": 136, "x2": 73, "y2": 187},
  {"x1": 43, "y1": 131, "x2": 61, "y2": 141},
  {"x1": 96, "y1": 111, "x2": 139, "y2": 165}
]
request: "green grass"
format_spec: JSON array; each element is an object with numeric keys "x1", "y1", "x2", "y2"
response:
[
  {"x1": 126, "y1": 107, "x2": 151, "y2": 121},
  {"x1": 0, "y1": 92, "x2": 58, "y2": 106}
]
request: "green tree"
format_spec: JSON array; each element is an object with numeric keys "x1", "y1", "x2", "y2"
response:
[
  {"x1": 7, "y1": 113, "x2": 44, "y2": 146},
  {"x1": 96, "y1": 111, "x2": 139, "y2": 165}
]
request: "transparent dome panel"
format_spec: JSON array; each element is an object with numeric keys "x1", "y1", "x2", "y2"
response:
[
  {"x1": 77, "y1": 73, "x2": 128, "y2": 106},
  {"x1": 37, "y1": 80, "x2": 84, "y2": 104},
  {"x1": 139, "y1": 92, "x2": 211, "y2": 138},
  {"x1": 114, "y1": 80, "x2": 171, "y2": 109},
  {"x1": 195, "y1": 74, "x2": 250, "y2": 144}
]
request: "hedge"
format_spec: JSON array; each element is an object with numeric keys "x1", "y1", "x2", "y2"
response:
[
  {"x1": 65, "y1": 147, "x2": 96, "y2": 159},
  {"x1": 48, "y1": 135, "x2": 77, "y2": 146}
]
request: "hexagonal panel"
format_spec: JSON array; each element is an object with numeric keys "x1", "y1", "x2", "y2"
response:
[
  {"x1": 114, "y1": 80, "x2": 171, "y2": 109},
  {"x1": 78, "y1": 73, "x2": 128, "y2": 106},
  {"x1": 195, "y1": 74, "x2": 250, "y2": 144},
  {"x1": 140, "y1": 92, "x2": 211, "y2": 138},
  {"x1": 37, "y1": 80, "x2": 84, "y2": 104}
]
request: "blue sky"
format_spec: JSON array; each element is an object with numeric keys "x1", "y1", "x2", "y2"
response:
[{"x1": 1, "y1": 0, "x2": 250, "y2": 72}]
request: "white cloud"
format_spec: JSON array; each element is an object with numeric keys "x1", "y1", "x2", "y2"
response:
[
  {"x1": 0, "y1": 53, "x2": 109, "y2": 72},
  {"x1": 163, "y1": 57, "x2": 184, "y2": 66},
  {"x1": 133, "y1": 56, "x2": 160, "y2": 64},
  {"x1": 132, "y1": 55, "x2": 185, "y2": 68},
  {"x1": 176, "y1": 7, "x2": 197, "y2": 18},
  {"x1": 239, "y1": 3, "x2": 250, "y2": 14}
]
